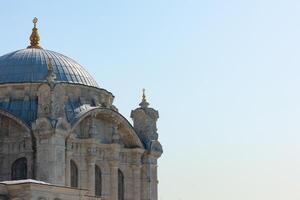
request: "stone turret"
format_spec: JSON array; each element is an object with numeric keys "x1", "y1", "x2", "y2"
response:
[
  {"x1": 131, "y1": 90, "x2": 162, "y2": 200},
  {"x1": 131, "y1": 89, "x2": 162, "y2": 154}
]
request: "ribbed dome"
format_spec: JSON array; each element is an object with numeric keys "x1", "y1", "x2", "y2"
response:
[{"x1": 0, "y1": 48, "x2": 99, "y2": 87}]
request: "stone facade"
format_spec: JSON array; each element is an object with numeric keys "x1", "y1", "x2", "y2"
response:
[{"x1": 0, "y1": 19, "x2": 163, "y2": 200}]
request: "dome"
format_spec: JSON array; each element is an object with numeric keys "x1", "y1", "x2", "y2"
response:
[{"x1": 0, "y1": 48, "x2": 99, "y2": 88}]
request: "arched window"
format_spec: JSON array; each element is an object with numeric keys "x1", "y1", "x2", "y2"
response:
[
  {"x1": 118, "y1": 169, "x2": 124, "y2": 200},
  {"x1": 95, "y1": 165, "x2": 102, "y2": 197},
  {"x1": 70, "y1": 160, "x2": 78, "y2": 188},
  {"x1": 11, "y1": 157, "x2": 27, "y2": 180}
]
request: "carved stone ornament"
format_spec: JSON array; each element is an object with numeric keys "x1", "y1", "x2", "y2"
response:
[{"x1": 149, "y1": 140, "x2": 163, "y2": 156}]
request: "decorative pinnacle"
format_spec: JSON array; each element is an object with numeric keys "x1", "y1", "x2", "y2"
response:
[
  {"x1": 47, "y1": 57, "x2": 53, "y2": 71},
  {"x1": 142, "y1": 88, "x2": 146, "y2": 101},
  {"x1": 46, "y1": 57, "x2": 56, "y2": 82},
  {"x1": 139, "y1": 88, "x2": 149, "y2": 108},
  {"x1": 33, "y1": 17, "x2": 38, "y2": 28},
  {"x1": 27, "y1": 17, "x2": 42, "y2": 49}
]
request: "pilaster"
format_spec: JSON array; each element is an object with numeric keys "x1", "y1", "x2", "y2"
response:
[
  {"x1": 65, "y1": 142, "x2": 73, "y2": 186},
  {"x1": 141, "y1": 154, "x2": 160, "y2": 200},
  {"x1": 132, "y1": 165, "x2": 142, "y2": 200},
  {"x1": 109, "y1": 160, "x2": 119, "y2": 200},
  {"x1": 33, "y1": 117, "x2": 68, "y2": 186},
  {"x1": 86, "y1": 148, "x2": 97, "y2": 195}
]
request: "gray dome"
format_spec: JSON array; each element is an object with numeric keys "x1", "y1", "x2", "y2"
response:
[{"x1": 0, "y1": 48, "x2": 99, "y2": 87}]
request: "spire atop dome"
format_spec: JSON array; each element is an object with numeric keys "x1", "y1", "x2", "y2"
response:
[
  {"x1": 139, "y1": 88, "x2": 149, "y2": 108},
  {"x1": 27, "y1": 17, "x2": 42, "y2": 49},
  {"x1": 142, "y1": 88, "x2": 146, "y2": 101}
]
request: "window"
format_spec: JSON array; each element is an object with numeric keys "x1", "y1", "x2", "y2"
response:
[
  {"x1": 95, "y1": 165, "x2": 102, "y2": 197},
  {"x1": 11, "y1": 157, "x2": 27, "y2": 180},
  {"x1": 70, "y1": 160, "x2": 78, "y2": 188},
  {"x1": 118, "y1": 169, "x2": 124, "y2": 200}
]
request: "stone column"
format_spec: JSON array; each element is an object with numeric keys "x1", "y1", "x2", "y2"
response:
[
  {"x1": 35, "y1": 139, "x2": 54, "y2": 183},
  {"x1": 86, "y1": 153, "x2": 96, "y2": 195},
  {"x1": 54, "y1": 134, "x2": 67, "y2": 185},
  {"x1": 141, "y1": 164, "x2": 150, "y2": 200},
  {"x1": 132, "y1": 165, "x2": 142, "y2": 200},
  {"x1": 109, "y1": 161, "x2": 119, "y2": 200},
  {"x1": 35, "y1": 133, "x2": 66, "y2": 185},
  {"x1": 151, "y1": 165, "x2": 158, "y2": 200},
  {"x1": 102, "y1": 164, "x2": 111, "y2": 200},
  {"x1": 65, "y1": 147, "x2": 72, "y2": 187},
  {"x1": 141, "y1": 154, "x2": 160, "y2": 200}
]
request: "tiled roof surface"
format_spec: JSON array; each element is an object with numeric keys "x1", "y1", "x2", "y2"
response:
[
  {"x1": 0, "y1": 48, "x2": 99, "y2": 87},
  {"x1": 0, "y1": 99, "x2": 38, "y2": 127}
]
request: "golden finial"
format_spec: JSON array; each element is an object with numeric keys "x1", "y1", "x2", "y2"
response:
[
  {"x1": 139, "y1": 88, "x2": 149, "y2": 108},
  {"x1": 27, "y1": 17, "x2": 42, "y2": 49},
  {"x1": 33, "y1": 17, "x2": 38, "y2": 28}
]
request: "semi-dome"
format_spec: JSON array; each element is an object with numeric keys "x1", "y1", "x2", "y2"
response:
[{"x1": 0, "y1": 48, "x2": 99, "y2": 88}]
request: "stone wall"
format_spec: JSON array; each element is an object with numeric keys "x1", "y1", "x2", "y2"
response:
[
  {"x1": 0, "y1": 181, "x2": 102, "y2": 200},
  {"x1": 0, "y1": 82, "x2": 162, "y2": 200},
  {"x1": 0, "y1": 114, "x2": 33, "y2": 182}
]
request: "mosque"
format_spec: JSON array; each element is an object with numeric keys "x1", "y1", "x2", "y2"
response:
[{"x1": 0, "y1": 18, "x2": 163, "y2": 200}]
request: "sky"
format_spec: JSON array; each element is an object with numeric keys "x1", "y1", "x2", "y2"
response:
[{"x1": 1, "y1": 0, "x2": 300, "y2": 199}]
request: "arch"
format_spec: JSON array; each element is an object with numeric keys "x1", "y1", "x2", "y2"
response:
[
  {"x1": 118, "y1": 169, "x2": 124, "y2": 200},
  {"x1": 0, "y1": 109, "x2": 31, "y2": 133},
  {"x1": 70, "y1": 107, "x2": 143, "y2": 148},
  {"x1": 70, "y1": 160, "x2": 78, "y2": 188},
  {"x1": 11, "y1": 157, "x2": 27, "y2": 180},
  {"x1": 95, "y1": 165, "x2": 102, "y2": 197}
]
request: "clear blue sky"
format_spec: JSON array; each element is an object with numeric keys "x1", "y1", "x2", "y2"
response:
[{"x1": 1, "y1": 0, "x2": 300, "y2": 199}]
